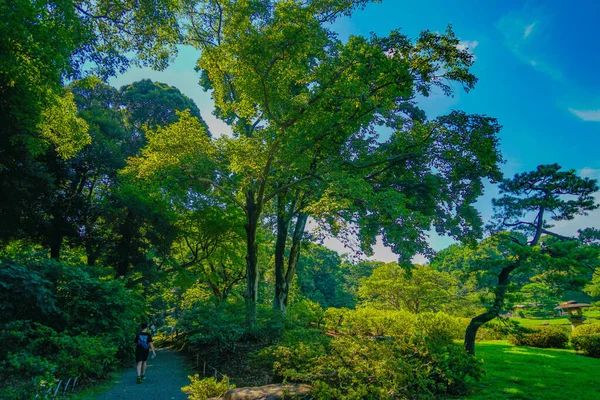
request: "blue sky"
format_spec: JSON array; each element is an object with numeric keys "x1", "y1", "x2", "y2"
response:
[{"x1": 111, "y1": 0, "x2": 600, "y2": 262}]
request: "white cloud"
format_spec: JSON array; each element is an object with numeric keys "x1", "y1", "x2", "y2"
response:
[
  {"x1": 523, "y1": 22, "x2": 536, "y2": 38},
  {"x1": 568, "y1": 108, "x2": 600, "y2": 122},
  {"x1": 549, "y1": 167, "x2": 600, "y2": 237},
  {"x1": 456, "y1": 40, "x2": 479, "y2": 61},
  {"x1": 456, "y1": 40, "x2": 479, "y2": 52},
  {"x1": 496, "y1": 10, "x2": 562, "y2": 80},
  {"x1": 580, "y1": 167, "x2": 600, "y2": 178}
]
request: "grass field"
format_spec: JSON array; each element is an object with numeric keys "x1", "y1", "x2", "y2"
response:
[
  {"x1": 510, "y1": 310, "x2": 600, "y2": 326},
  {"x1": 462, "y1": 341, "x2": 600, "y2": 400}
]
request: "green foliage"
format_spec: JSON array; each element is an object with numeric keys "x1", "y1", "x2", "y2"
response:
[
  {"x1": 358, "y1": 263, "x2": 458, "y2": 313},
  {"x1": 0, "y1": 321, "x2": 117, "y2": 381},
  {"x1": 571, "y1": 323, "x2": 600, "y2": 358},
  {"x1": 181, "y1": 375, "x2": 234, "y2": 400},
  {"x1": 0, "y1": 352, "x2": 56, "y2": 400},
  {"x1": 120, "y1": 79, "x2": 207, "y2": 131},
  {"x1": 324, "y1": 307, "x2": 416, "y2": 337},
  {"x1": 256, "y1": 308, "x2": 482, "y2": 399},
  {"x1": 179, "y1": 299, "x2": 284, "y2": 353},
  {"x1": 295, "y1": 244, "x2": 358, "y2": 308},
  {"x1": 38, "y1": 89, "x2": 90, "y2": 159},
  {"x1": 0, "y1": 256, "x2": 143, "y2": 396},
  {"x1": 509, "y1": 326, "x2": 569, "y2": 349},
  {"x1": 286, "y1": 298, "x2": 325, "y2": 329}
]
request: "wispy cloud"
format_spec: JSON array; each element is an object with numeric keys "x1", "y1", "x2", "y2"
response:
[
  {"x1": 568, "y1": 108, "x2": 600, "y2": 122},
  {"x1": 496, "y1": 8, "x2": 562, "y2": 80},
  {"x1": 523, "y1": 22, "x2": 536, "y2": 38}
]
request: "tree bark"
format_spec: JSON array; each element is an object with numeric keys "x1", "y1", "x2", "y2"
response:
[
  {"x1": 50, "y1": 234, "x2": 63, "y2": 260},
  {"x1": 115, "y1": 210, "x2": 135, "y2": 277},
  {"x1": 284, "y1": 213, "x2": 307, "y2": 308},
  {"x1": 244, "y1": 191, "x2": 261, "y2": 325},
  {"x1": 273, "y1": 195, "x2": 291, "y2": 313},
  {"x1": 49, "y1": 209, "x2": 65, "y2": 260},
  {"x1": 464, "y1": 262, "x2": 519, "y2": 354}
]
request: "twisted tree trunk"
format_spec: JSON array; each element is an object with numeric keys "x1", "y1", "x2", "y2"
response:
[{"x1": 464, "y1": 262, "x2": 519, "y2": 355}]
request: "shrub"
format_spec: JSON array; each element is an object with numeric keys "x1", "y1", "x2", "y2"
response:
[
  {"x1": 286, "y1": 298, "x2": 324, "y2": 329},
  {"x1": 323, "y1": 307, "x2": 416, "y2": 337},
  {"x1": 179, "y1": 299, "x2": 285, "y2": 353},
  {"x1": 415, "y1": 312, "x2": 464, "y2": 342},
  {"x1": 255, "y1": 309, "x2": 483, "y2": 399},
  {"x1": 256, "y1": 331, "x2": 481, "y2": 399},
  {"x1": 181, "y1": 375, "x2": 234, "y2": 400},
  {"x1": 571, "y1": 323, "x2": 600, "y2": 358},
  {"x1": 509, "y1": 326, "x2": 569, "y2": 349},
  {"x1": 0, "y1": 353, "x2": 57, "y2": 400},
  {"x1": 0, "y1": 258, "x2": 143, "y2": 396}
]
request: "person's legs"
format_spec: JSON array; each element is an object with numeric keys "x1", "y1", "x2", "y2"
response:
[
  {"x1": 136, "y1": 361, "x2": 143, "y2": 383},
  {"x1": 141, "y1": 361, "x2": 147, "y2": 377}
]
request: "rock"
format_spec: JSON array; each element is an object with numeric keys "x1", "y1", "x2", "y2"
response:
[{"x1": 223, "y1": 384, "x2": 312, "y2": 400}]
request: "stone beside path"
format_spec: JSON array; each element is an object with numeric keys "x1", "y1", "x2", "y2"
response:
[{"x1": 95, "y1": 347, "x2": 190, "y2": 400}]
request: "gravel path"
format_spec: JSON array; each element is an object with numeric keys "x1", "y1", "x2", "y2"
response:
[{"x1": 96, "y1": 348, "x2": 191, "y2": 400}]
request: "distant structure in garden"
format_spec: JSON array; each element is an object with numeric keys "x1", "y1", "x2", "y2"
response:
[{"x1": 555, "y1": 301, "x2": 591, "y2": 330}]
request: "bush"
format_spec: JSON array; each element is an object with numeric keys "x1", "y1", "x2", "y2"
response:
[
  {"x1": 571, "y1": 323, "x2": 600, "y2": 358},
  {"x1": 0, "y1": 258, "x2": 143, "y2": 397},
  {"x1": 415, "y1": 312, "x2": 464, "y2": 342},
  {"x1": 181, "y1": 375, "x2": 234, "y2": 400},
  {"x1": 255, "y1": 309, "x2": 483, "y2": 399},
  {"x1": 323, "y1": 307, "x2": 417, "y2": 337},
  {"x1": 509, "y1": 326, "x2": 569, "y2": 349},
  {"x1": 0, "y1": 353, "x2": 56, "y2": 400},
  {"x1": 286, "y1": 298, "x2": 324, "y2": 329},
  {"x1": 179, "y1": 299, "x2": 285, "y2": 353}
]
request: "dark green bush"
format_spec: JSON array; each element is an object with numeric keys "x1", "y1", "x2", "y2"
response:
[
  {"x1": 0, "y1": 258, "x2": 143, "y2": 397},
  {"x1": 179, "y1": 299, "x2": 284, "y2": 353},
  {"x1": 509, "y1": 326, "x2": 569, "y2": 349},
  {"x1": 571, "y1": 323, "x2": 600, "y2": 358}
]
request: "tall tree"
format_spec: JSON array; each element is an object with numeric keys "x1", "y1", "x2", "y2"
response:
[
  {"x1": 463, "y1": 164, "x2": 600, "y2": 354},
  {"x1": 0, "y1": 0, "x2": 185, "y2": 244},
  {"x1": 168, "y1": 0, "x2": 502, "y2": 318}
]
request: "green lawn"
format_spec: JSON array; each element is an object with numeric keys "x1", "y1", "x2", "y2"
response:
[
  {"x1": 461, "y1": 341, "x2": 600, "y2": 400},
  {"x1": 511, "y1": 310, "x2": 600, "y2": 326}
]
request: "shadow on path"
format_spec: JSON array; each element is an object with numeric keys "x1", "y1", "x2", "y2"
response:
[{"x1": 96, "y1": 347, "x2": 190, "y2": 400}]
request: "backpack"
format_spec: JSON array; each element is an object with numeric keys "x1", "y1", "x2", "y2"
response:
[{"x1": 138, "y1": 334, "x2": 150, "y2": 350}]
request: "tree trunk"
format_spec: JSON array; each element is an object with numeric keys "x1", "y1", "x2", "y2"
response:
[
  {"x1": 50, "y1": 234, "x2": 63, "y2": 260},
  {"x1": 116, "y1": 210, "x2": 135, "y2": 277},
  {"x1": 85, "y1": 239, "x2": 98, "y2": 266},
  {"x1": 464, "y1": 263, "x2": 519, "y2": 354},
  {"x1": 274, "y1": 195, "x2": 291, "y2": 312},
  {"x1": 49, "y1": 212, "x2": 65, "y2": 260},
  {"x1": 244, "y1": 191, "x2": 261, "y2": 325},
  {"x1": 283, "y1": 213, "x2": 307, "y2": 308}
]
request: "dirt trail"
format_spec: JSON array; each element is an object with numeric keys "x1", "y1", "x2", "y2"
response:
[{"x1": 95, "y1": 348, "x2": 191, "y2": 400}]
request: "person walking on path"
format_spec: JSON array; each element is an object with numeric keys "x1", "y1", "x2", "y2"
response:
[{"x1": 134, "y1": 323, "x2": 156, "y2": 384}]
